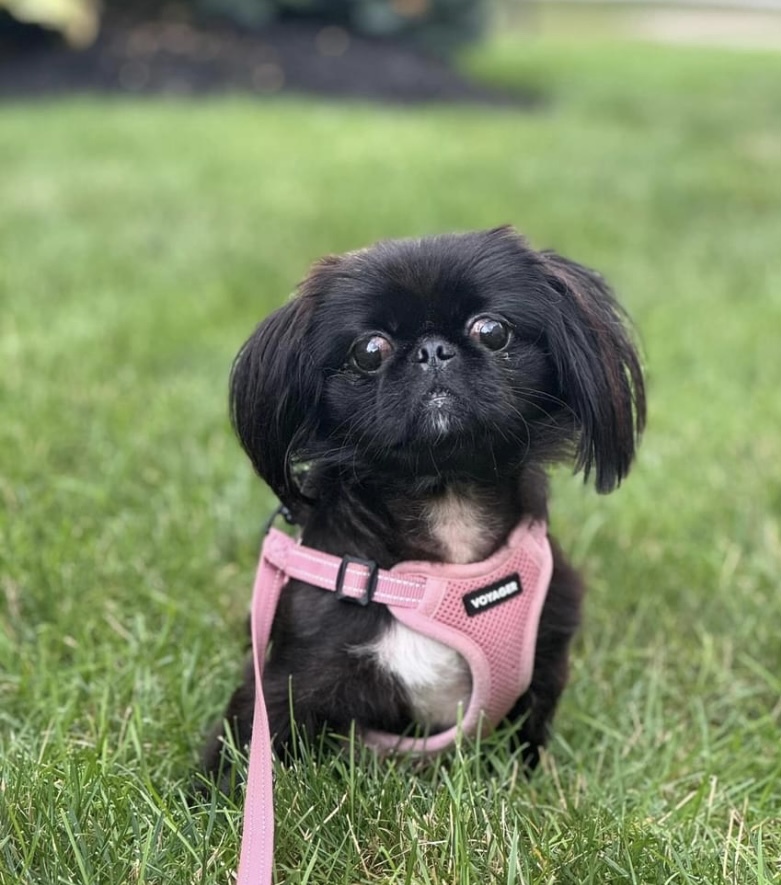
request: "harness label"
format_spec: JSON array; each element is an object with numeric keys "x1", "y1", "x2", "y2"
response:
[{"x1": 462, "y1": 573, "x2": 523, "y2": 617}]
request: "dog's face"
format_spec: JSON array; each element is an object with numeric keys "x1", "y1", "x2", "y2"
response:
[
  {"x1": 311, "y1": 240, "x2": 554, "y2": 469},
  {"x1": 231, "y1": 227, "x2": 645, "y2": 505}
]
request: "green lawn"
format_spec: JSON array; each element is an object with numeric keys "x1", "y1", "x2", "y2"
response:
[{"x1": 2, "y1": 37, "x2": 780, "y2": 884}]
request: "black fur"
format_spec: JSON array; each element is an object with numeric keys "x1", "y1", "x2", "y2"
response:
[{"x1": 203, "y1": 226, "x2": 645, "y2": 788}]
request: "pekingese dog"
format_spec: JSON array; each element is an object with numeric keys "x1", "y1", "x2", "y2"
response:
[{"x1": 203, "y1": 226, "x2": 645, "y2": 786}]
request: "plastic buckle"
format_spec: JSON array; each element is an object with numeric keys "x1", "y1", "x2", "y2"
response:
[{"x1": 335, "y1": 556, "x2": 379, "y2": 606}]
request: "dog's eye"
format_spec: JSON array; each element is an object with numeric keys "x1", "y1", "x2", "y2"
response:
[
  {"x1": 469, "y1": 317, "x2": 511, "y2": 351},
  {"x1": 350, "y1": 334, "x2": 394, "y2": 373}
]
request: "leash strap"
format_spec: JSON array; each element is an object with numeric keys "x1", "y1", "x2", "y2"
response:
[{"x1": 236, "y1": 552, "x2": 286, "y2": 885}]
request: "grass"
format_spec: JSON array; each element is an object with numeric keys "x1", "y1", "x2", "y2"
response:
[{"x1": 1, "y1": 36, "x2": 781, "y2": 885}]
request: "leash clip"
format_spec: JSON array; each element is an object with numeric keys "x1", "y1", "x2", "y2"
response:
[{"x1": 262, "y1": 503, "x2": 297, "y2": 538}]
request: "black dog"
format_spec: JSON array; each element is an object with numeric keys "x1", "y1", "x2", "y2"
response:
[{"x1": 203, "y1": 226, "x2": 645, "y2": 786}]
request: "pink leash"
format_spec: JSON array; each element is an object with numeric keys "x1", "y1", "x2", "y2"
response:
[
  {"x1": 235, "y1": 544, "x2": 286, "y2": 885},
  {"x1": 236, "y1": 515, "x2": 552, "y2": 885}
]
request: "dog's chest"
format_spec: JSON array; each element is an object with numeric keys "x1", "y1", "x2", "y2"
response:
[
  {"x1": 426, "y1": 491, "x2": 493, "y2": 564},
  {"x1": 368, "y1": 492, "x2": 494, "y2": 729}
]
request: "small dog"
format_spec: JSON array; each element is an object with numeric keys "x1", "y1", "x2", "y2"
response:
[{"x1": 203, "y1": 226, "x2": 645, "y2": 785}]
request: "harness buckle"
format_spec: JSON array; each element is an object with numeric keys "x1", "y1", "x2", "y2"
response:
[{"x1": 335, "y1": 556, "x2": 379, "y2": 606}]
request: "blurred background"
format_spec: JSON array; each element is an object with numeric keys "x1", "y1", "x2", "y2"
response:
[
  {"x1": 2, "y1": 0, "x2": 781, "y2": 98},
  {"x1": 2, "y1": 2, "x2": 780, "y2": 883}
]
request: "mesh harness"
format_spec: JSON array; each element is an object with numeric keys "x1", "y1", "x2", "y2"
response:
[{"x1": 236, "y1": 514, "x2": 553, "y2": 885}]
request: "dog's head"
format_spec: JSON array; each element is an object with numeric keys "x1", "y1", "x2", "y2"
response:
[{"x1": 231, "y1": 227, "x2": 645, "y2": 508}]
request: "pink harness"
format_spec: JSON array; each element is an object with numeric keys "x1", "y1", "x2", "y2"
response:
[{"x1": 236, "y1": 516, "x2": 553, "y2": 885}]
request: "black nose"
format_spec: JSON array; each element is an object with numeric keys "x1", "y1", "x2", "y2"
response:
[{"x1": 415, "y1": 337, "x2": 456, "y2": 368}]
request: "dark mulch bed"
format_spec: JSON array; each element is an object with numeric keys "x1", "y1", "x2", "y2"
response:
[{"x1": 0, "y1": 12, "x2": 534, "y2": 106}]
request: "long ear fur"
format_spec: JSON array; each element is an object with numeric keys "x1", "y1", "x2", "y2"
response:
[
  {"x1": 229, "y1": 297, "x2": 317, "y2": 509},
  {"x1": 540, "y1": 250, "x2": 646, "y2": 493},
  {"x1": 229, "y1": 258, "x2": 341, "y2": 509}
]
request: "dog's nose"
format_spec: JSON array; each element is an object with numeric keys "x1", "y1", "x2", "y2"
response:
[{"x1": 415, "y1": 338, "x2": 456, "y2": 368}]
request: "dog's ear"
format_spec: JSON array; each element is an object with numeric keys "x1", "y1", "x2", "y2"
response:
[
  {"x1": 229, "y1": 257, "x2": 340, "y2": 508},
  {"x1": 540, "y1": 250, "x2": 646, "y2": 493}
]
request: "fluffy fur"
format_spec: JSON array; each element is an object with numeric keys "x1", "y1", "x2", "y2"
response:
[{"x1": 203, "y1": 226, "x2": 645, "y2": 786}]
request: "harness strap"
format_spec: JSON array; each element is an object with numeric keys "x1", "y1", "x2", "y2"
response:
[{"x1": 262, "y1": 528, "x2": 428, "y2": 608}]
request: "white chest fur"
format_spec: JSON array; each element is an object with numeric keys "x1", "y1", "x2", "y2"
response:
[
  {"x1": 363, "y1": 491, "x2": 489, "y2": 730},
  {"x1": 371, "y1": 621, "x2": 472, "y2": 729},
  {"x1": 427, "y1": 490, "x2": 493, "y2": 564}
]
